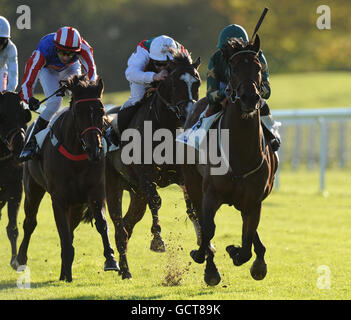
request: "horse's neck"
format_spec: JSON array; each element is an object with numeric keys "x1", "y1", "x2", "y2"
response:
[
  {"x1": 155, "y1": 88, "x2": 177, "y2": 131},
  {"x1": 222, "y1": 102, "x2": 263, "y2": 165},
  {"x1": 55, "y1": 110, "x2": 83, "y2": 152}
]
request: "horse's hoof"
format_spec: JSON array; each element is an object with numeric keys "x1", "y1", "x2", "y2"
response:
[
  {"x1": 250, "y1": 259, "x2": 267, "y2": 281},
  {"x1": 150, "y1": 237, "x2": 166, "y2": 252},
  {"x1": 104, "y1": 259, "x2": 120, "y2": 272},
  {"x1": 10, "y1": 256, "x2": 19, "y2": 271},
  {"x1": 121, "y1": 271, "x2": 132, "y2": 280},
  {"x1": 204, "y1": 269, "x2": 221, "y2": 286},
  {"x1": 226, "y1": 245, "x2": 240, "y2": 261},
  {"x1": 190, "y1": 250, "x2": 205, "y2": 264}
]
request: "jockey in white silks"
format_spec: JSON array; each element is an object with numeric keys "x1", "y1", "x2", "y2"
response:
[
  {"x1": 0, "y1": 16, "x2": 18, "y2": 92},
  {"x1": 111, "y1": 35, "x2": 188, "y2": 134}
]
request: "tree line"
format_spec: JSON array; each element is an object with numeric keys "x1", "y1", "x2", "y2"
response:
[{"x1": 1, "y1": 0, "x2": 348, "y2": 92}]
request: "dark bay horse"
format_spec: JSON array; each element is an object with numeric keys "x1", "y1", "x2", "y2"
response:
[
  {"x1": 15, "y1": 75, "x2": 118, "y2": 282},
  {"x1": 105, "y1": 51, "x2": 201, "y2": 279},
  {"x1": 182, "y1": 36, "x2": 278, "y2": 286},
  {"x1": 0, "y1": 91, "x2": 32, "y2": 268}
]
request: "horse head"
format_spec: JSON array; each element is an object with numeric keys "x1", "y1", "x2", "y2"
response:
[
  {"x1": 0, "y1": 91, "x2": 32, "y2": 161},
  {"x1": 157, "y1": 50, "x2": 201, "y2": 125},
  {"x1": 62, "y1": 74, "x2": 105, "y2": 162},
  {"x1": 222, "y1": 35, "x2": 262, "y2": 117}
]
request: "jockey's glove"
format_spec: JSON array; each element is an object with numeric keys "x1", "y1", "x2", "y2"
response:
[{"x1": 28, "y1": 97, "x2": 40, "y2": 111}]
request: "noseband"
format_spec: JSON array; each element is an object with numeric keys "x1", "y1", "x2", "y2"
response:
[
  {"x1": 155, "y1": 67, "x2": 198, "y2": 120},
  {"x1": 226, "y1": 50, "x2": 262, "y2": 111},
  {"x1": 73, "y1": 98, "x2": 103, "y2": 150},
  {"x1": 0, "y1": 127, "x2": 25, "y2": 152}
]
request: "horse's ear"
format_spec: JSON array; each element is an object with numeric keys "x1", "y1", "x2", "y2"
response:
[
  {"x1": 24, "y1": 108, "x2": 32, "y2": 123},
  {"x1": 192, "y1": 57, "x2": 201, "y2": 70},
  {"x1": 252, "y1": 34, "x2": 260, "y2": 53},
  {"x1": 97, "y1": 78, "x2": 104, "y2": 97}
]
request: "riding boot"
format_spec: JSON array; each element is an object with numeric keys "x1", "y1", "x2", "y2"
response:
[
  {"x1": 261, "y1": 114, "x2": 281, "y2": 152},
  {"x1": 19, "y1": 117, "x2": 49, "y2": 162}
]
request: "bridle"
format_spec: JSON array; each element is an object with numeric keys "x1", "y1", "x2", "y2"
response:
[
  {"x1": 72, "y1": 98, "x2": 104, "y2": 151},
  {"x1": 226, "y1": 49, "x2": 262, "y2": 111},
  {"x1": 0, "y1": 127, "x2": 25, "y2": 153},
  {"x1": 155, "y1": 67, "x2": 198, "y2": 120}
]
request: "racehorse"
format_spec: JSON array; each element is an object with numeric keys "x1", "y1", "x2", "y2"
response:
[
  {"x1": 182, "y1": 35, "x2": 279, "y2": 286},
  {"x1": 0, "y1": 91, "x2": 31, "y2": 269},
  {"x1": 105, "y1": 51, "x2": 201, "y2": 279},
  {"x1": 14, "y1": 75, "x2": 118, "y2": 282}
]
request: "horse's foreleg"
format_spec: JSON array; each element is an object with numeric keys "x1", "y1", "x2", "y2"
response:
[
  {"x1": 52, "y1": 200, "x2": 74, "y2": 282},
  {"x1": 139, "y1": 177, "x2": 165, "y2": 252},
  {"x1": 191, "y1": 185, "x2": 220, "y2": 265},
  {"x1": 180, "y1": 184, "x2": 216, "y2": 253},
  {"x1": 7, "y1": 195, "x2": 21, "y2": 269},
  {"x1": 227, "y1": 204, "x2": 261, "y2": 267},
  {"x1": 89, "y1": 198, "x2": 119, "y2": 272},
  {"x1": 250, "y1": 231, "x2": 267, "y2": 280},
  {"x1": 123, "y1": 191, "x2": 147, "y2": 240},
  {"x1": 16, "y1": 180, "x2": 45, "y2": 270}
]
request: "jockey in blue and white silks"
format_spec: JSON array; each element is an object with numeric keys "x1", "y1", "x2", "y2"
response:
[{"x1": 19, "y1": 26, "x2": 97, "y2": 162}]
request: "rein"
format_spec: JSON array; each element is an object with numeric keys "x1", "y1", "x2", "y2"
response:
[
  {"x1": 0, "y1": 127, "x2": 25, "y2": 152},
  {"x1": 154, "y1": 67, "x2": 197, "y2": 120},
  {"x1": 226, "y1": 49, "x2": 262, "y2": 109},
  {"x1": 217, "y1": 113, "x2": 266, "y2": 180},
  {"x1": 54, "y1": 97, "x2": 103, "y2": 161}
]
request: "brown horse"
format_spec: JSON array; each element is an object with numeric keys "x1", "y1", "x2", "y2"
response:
[
  {"x1": 182, "y1": 35, "x2": 278, "y2": 286},
  {"x1": 105, "y1": 51, "x2": 201, "y2": 279},
  {"x1": 15, "y1": 75, "x2": 118, "y2": 282},
  {"x1": 0, "y1": 91, "x2": 31, "y2": 269}
]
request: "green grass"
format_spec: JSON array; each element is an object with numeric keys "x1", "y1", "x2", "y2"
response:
[
  {"x1": 35, "y1": 71, "x2": 351, "y2": 110},
  {"x1": 1, "y1": 72, "x2": 350, "y2": 300},
  {"x1": 0, "y1": 168, "x2": 350, "y2": 300},
  {"x1": 98, "y1": 71, "x2": 351, "y2": 110}
]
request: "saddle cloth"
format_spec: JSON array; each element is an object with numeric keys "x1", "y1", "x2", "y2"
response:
[
  {"x1": 34, "y1": 108, "x2": 108, "y2": 154},
  {"x1": 176, "y1": 109, "x2": 223, "y2": 150}
]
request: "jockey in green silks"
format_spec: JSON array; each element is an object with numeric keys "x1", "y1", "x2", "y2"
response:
[{"x1": 203, "y1": 24, "x2": 280, "y2": 151}]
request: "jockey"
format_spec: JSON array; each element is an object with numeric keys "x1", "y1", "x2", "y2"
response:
[
  {"x1": 0, "y1": 16, "x2": 18, "y2": 92},
  {"x1": 111, "y1": 35, "x2": 187, "y2": 136},
  {"x1": 19, "y1": 26, "x2": 97, "y2": 161},
  {"x1": 201, "y1": 24, "x2": 280, "y2": 151}
]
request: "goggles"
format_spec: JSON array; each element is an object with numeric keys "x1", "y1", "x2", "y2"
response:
[
  {"x1": 153, "y1": 61, "x2": 168, "y2": 68},
  {"x1": 56, "y1": 49, "x2": 76, "y2": 58}
]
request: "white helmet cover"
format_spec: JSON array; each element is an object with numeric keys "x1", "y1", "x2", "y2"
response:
[
  {"x1": 149, "y1": 35, "x2": 177, "y2": 61},
  {"x1": 0, "y1": 16, "x2": 11, "y2": 38}
]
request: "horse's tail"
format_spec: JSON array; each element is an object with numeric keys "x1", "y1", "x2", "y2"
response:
[{"x1": 81, "y1": 206, "x2": 94, "y2": 224}]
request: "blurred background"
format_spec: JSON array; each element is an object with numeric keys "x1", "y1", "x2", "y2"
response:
[
  {"x1": 2, "y1": 0, "x2": 351, "y2": 184},
  {"x1": 1, "y1": 0, "x2": 349, "y2": 92}
]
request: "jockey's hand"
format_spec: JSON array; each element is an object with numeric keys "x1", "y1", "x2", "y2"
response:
[
  {"x1": 153, "y1": 69, "x2": 168, "y2": 82},
  {"x1": 28, "y1": 97, "x2": 40, "y2": 111}
]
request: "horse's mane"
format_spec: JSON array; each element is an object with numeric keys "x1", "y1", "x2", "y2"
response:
[
  {"x1": 170, "y1": 48, "x2": 193, "y2": 66},
  {"x1": 65, "y1": 74, "x2": 98, "y2": 89},
  {"x1": 222, "y1": 37, "x2": 260, "y2": 63}
]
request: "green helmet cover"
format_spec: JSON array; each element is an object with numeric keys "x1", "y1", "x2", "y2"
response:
[{"x1": 217, "y1": 24, "x2": 249, "y2": 49}]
